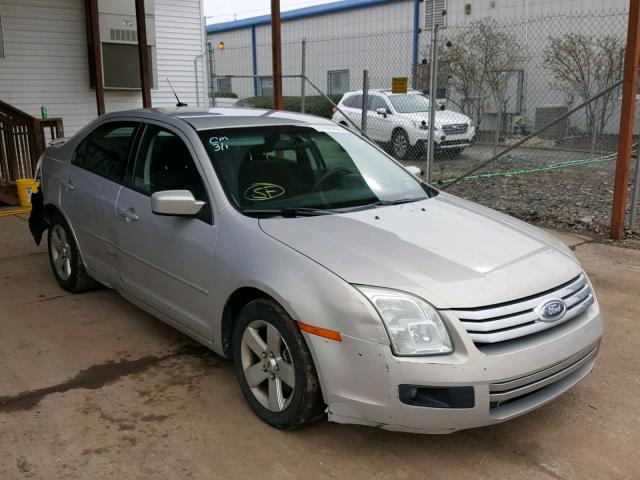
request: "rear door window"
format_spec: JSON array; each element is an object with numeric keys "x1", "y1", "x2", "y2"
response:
[
  {"x1": 73, "y1": 122, "x2": 139, "y2": 182},
  {"x1": 344, "y1": 95, "x2": 362, "y2": 109}
]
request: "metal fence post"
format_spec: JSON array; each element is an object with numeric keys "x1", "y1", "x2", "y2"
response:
[
  {"x1": 301, "y1": 38, "x2": 307, "y2": 113},
  {"x1": 427, "y1": 24, "x2": 440, "y2": 182},
  {"x1": 630, "y1": 151, "x2": 640, "y2": 232},
  {"x1": 361, "y1": 70, "x2": 369, "y2": 135},
  {"x1": 207, "y1": 42, "x2": 214, "y2": 107}
]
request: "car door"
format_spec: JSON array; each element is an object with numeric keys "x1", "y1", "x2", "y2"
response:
[
  {"x1": 367, "y1": 95, "x2": 393, "y2": 142},
  {"x1": 59, "y1": 121, "x2": 140, "y2": 287},
  {"x1": 113, "y1": 121, "x2": 217, "y2": 339}
]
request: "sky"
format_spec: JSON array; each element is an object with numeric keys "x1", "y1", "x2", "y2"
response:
[{"x1": 204, "y1": 0, "x2": 341, "y2": 25}]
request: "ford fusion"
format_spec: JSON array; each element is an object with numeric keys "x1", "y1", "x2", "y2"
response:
[{"x1": 31, "y1": 107, "x2": 602, "y2": 433}]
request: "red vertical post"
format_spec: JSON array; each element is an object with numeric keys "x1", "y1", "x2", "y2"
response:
[
  {"x1": 271, "y1": 0, "x2": 283, "y2": 110},
  {"x1": 87, "y1": 0, "x2": 105, "y2": 115},
  {"x1": 135, "y1": 0, "x2": 152, "y2": 109},
  {"x1": 610, "y1": 0, "x2": 640, "y2": 239}
]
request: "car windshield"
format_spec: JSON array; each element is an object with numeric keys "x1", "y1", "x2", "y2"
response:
[
  {"x1": 388, "y1": 94, "x2": 430, "y2": 113},
  {"x1": 198, "y1": 125, "x2": 431, "y2": 215}
]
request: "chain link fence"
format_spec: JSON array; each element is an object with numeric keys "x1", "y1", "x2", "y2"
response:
[{"x1": 207, "y1": 6, "x2": 639, "y2": 237}]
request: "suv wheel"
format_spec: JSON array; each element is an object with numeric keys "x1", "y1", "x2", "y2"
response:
[
  {"x1": 391, "y1": 129, "x2": 410, "y2": 160},
  {"x1": 47, "y1": 213, "x2": 96, "y2": 293},
  {"x1": 232, "y1": 298, "x2": 325, "y2": 430}
]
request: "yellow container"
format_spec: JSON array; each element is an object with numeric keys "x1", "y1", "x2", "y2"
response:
[{"x1": 15, "y1": 178, "x2": 40, "y2": 207}]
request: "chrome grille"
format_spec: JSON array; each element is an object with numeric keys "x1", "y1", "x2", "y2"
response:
[
  {"x1": 442, "y1": 123, "x2": 469, "y2": 135},
  {"x1": 452, "y1": 274, "x2": 593, "y2": 344},
  {"x1": 489, "y1": 345, "x2": 598, "y2": 408}
]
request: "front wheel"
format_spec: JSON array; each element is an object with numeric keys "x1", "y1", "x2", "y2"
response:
[
  {"x1": 232, "y1": 298, "x2": 325, "y2": 430},
  {"x1": 391, "y1": 129, "x2": 411, "y2": 160}
]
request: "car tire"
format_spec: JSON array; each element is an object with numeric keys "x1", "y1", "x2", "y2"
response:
[
  {"x1": 47, "y1": 213, "x2": 97, "y2": 293},
  {"x1": 391, "y1": 129, "x2": 411, "y2": 160},
  {"x1": 232, "y1": 298, "x2": 325, "y2": 430}
]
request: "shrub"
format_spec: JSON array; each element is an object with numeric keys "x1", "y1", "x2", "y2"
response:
[{"x1": 240, "y1": 95, "x2": 343, "y2": 118}]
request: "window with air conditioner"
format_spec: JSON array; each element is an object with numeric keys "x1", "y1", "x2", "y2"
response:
[{"x1": 93, "y1": 0, "x2": 158, "y2": 90}]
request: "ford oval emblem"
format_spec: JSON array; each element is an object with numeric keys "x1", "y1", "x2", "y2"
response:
[{"x1": 536, "y1": 299, "x2": 567, "y2": 322}]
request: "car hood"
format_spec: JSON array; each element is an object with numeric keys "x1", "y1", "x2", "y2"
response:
[
  {"x1": 398, "y1": 110, "x2": 471, "y2": 128},
  {"x1": 258, "y1": 193, "x2": 581, "y2": 309}
]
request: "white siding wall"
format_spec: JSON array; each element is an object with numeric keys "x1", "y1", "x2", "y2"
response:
[{"x1": 0, "y1": 0, "x2": 206, "y2": 136}]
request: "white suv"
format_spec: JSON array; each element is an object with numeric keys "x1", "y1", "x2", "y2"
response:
[{"x1": 332, "y1": 90, "x2": 476, "y2": 159}]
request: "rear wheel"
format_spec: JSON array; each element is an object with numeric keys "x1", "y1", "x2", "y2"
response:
[
  {"x1": 47, "y1": 213, "x2": 96, "y2": 293},
  {"x1": 232, "y1": 298, "x2": 325, "y2": 430}
]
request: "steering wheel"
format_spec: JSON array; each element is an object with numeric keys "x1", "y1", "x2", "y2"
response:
[{"x1": 312, "y1": 167, "x2": 352, "y2": 192}]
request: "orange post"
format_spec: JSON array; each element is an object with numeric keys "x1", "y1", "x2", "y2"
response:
[{"x1": 610, "y1": 0, "x2": 640, "y2": 239}]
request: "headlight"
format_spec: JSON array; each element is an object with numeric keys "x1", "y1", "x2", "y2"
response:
[{"x1": 356, "y1": 286, "x2": 453, "y2": 356}]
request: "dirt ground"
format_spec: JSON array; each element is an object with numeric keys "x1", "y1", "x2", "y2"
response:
[
  {"x1": 1, "y1": 211, "x2": 639, "y2": 480},
  {"x1": 405, "y1": 144, "x2": 640, "y2": 239}
]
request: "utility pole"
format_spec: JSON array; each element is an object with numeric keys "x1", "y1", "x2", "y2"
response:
[
  {"x1": 271, "y1": 0, "x2": 283, "y2": 110},
  {"x1": 610, "y1": 0, "x2": 640, "y2": 239}
]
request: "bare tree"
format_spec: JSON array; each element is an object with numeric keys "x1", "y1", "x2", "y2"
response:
[
  {"x1": 438, "y1": 19, "x2": 523, "y2": 128},
  {"x1": 543, "y1": 33, "x2": 624, "y2": 139}
]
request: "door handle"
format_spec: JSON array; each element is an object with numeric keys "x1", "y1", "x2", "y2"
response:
[
  {"x1": 61, "y1": 179, "x2": 74, "y2": 191},
  {"x1": 117, "y1": 206, "x2": 139, "y2": 222}
]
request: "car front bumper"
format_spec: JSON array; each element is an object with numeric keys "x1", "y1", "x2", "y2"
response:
[
  {"x1": 303, "y1": 302, "x2": 602, "y2": 434},
  {"x1": 409, "y1": 126, "x2": 476, "y2": 149}
]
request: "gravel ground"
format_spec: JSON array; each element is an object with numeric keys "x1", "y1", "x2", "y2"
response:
[{"x1": 403, "y1": 144, "x2": 640, "y2": 240}]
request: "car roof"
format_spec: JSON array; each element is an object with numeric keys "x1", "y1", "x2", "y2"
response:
[
  {"x1": 343, "y1": 89, "x2": 424, "y2": 97},
  {"x1": 99, "y1": 107, "x2": 336, "y2": 131}
]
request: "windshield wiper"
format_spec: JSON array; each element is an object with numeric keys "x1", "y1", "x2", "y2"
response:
[
  {"x1": 372, "y1": 197, "x2": 424, "y2": 207},
  {"x1": 242, "y1": 207, "x2": 340, "y2": 217}
]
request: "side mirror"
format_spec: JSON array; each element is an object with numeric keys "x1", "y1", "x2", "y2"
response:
[
  {"x1": 376, "y1": 107, "x2": 388, "y2": 117},
  {"x1": 404, "y1": 165, "x2": 423, "y2": 177},
  {"x1": 151, "y1": 190, "x2": 205, "y2": 216}
]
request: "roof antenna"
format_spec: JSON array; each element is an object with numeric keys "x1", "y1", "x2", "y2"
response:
[{"x1": 167, "y1": 78, "x2": 188, "y2": 107}]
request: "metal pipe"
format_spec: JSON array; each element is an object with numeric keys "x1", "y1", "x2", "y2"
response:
[
  {"x1": 411, "y1": 0, "x2": 420, "y2": 89},
  {"x1": 251, "y1": 26, "x2": 258, "y2": 96},
  {"x1": 194, "y1": 54, "x2": 203, "y2": 107},
  {"x1": 361, "y1": 70, "x2": 369, "y2": 135},
  {"x1": 427, "y1": 24, "x2": 439, "y2": 182},
  {"x1": 207, "y1": 42, "x2": 214, "y2": 106},
  {"x1": 442, "y1": 79, "x2": 624, "y2": 190},
  {"x1": 301, "y1": 38, "x2": 307, "y2": 113}
]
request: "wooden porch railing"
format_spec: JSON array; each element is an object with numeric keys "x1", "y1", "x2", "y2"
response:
[{"x1": 0, "y1": 100, "x2": 64, "y2": 183}]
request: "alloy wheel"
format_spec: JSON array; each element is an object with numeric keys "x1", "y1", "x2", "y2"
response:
[
  {"x1": 240, "y1": 320, "x2": 296, "y2": 412},
  {"x1": 50, "y1": 224, "x2": 72, "y2": 280},
  {"x1": 393, "y1": 131, "x2": 409, "y2": 159}
]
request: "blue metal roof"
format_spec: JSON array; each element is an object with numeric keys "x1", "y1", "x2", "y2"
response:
[{"x1": 207, "y1": 0, "x2": 399, "y2": 34}]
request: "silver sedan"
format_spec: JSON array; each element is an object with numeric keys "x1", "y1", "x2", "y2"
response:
[{"x1": 31, "y1": 107, "x2": 602, "y2": 433}]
